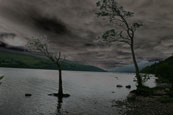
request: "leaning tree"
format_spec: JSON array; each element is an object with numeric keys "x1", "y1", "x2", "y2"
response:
[
  {"x1": 96, "y1": 0, "x2": 143, "y2": 87},
  {"x1": 26, "y1": 36, "x2": 69, "y2": 98}
]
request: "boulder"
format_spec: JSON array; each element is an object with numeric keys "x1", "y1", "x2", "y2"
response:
[
  {"x1": 25, "y1": 93, "x2": 32, "y2": 97},
  {"x1": 126, "y1": 85, "x2": 131, "y2": 89},
  {"x1": 116, "y1": 85, "x2": 123, "y2": 88}
]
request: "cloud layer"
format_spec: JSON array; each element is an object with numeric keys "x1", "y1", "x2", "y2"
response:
[{"x1": 0, "y1": 0, "x2": 173, "y2": 69}]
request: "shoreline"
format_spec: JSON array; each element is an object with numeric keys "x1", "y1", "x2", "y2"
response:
[{"x1": 115, "y1": 86, "x2": 173, "y2": 115}]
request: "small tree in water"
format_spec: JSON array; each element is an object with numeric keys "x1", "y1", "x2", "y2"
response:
[
  {"x1": 96, "y1": 0, "x2": 143, "y2": 87},
  {"x1": 26, "y1": 36, "x2": 69, "y2": 98}
]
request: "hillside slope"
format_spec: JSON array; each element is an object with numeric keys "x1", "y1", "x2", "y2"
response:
[
  {"x1": 141, "y1": 56, "x2": 173, "y2": 86},
  {"x1": 0, "y1": 49, "x2": 105, "y2": 72},
  {"x1": 141, "y1": 56, "x2": 173, "y2": 74}
]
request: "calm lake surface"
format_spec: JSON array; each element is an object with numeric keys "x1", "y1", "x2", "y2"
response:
[{"x1": 0, "y1": 68, "x2": 156, "y2": 115}]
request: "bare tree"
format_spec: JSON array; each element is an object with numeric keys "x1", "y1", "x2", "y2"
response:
[
  {"x1": 26, "y1": 36, "x2": 69, "y2": 97},
  {"x1": 96, "y1": 0, "x2": 143, "y2": 87}
]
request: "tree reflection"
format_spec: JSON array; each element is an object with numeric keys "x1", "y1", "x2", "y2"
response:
[{"x1": 57, "y1": 95, "x2": 63, "y2": 114}]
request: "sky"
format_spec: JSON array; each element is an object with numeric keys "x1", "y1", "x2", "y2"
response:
[{"x1": 0, "y1": 0, "x2": 173, "y2": 69}]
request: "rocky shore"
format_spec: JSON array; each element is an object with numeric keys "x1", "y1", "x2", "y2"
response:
[
  {"x1": 115, "y1": 87, "x2": 173, "y2": 115},
  {"x1": 124, "y1": 96, "x2": 173, "y2": 115}
]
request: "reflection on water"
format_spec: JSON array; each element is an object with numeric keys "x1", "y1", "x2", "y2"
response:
[
  {"x1": 0, "y1": 68, "x2": 156, "y2": 115},
  {"x1": 57, "y1": 97, "x2": 62, "y2": 114}
]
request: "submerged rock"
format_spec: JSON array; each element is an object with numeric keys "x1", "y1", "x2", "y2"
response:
[
  {"x1": 126, "y1": 85, "x2": 131, "y2": 89},
  {"x1": 133, "y1": 79, "x2": 137, "y2": 82},
  {"x1": 25, "y1": 93, "x2": 32, "y2": 97},
  {"x1": 117, "y1": 85, "x2": 123, "y2": 88},
  {"x1": 0, "y1": 75, "x2": 4, "y2": 81}
]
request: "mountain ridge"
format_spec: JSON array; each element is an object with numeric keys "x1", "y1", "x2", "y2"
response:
[
  {"x1": 108, "y1": 61, "x2": 157, "y2": 73},
  {"x1": 0, "y1": 48, "x2": 105, "y2": 72}
]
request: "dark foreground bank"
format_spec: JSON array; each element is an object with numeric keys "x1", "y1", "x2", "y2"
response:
[{"x1": 115, "y1": 86, "x2": 173, "y2": 115}]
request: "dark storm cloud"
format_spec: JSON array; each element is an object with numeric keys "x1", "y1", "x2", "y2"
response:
[
  {"x1": 0, "y1": 33, "x2": 16, "y2": 38},
  {"x1": 0, "y1": 0, "x2": 173, "y2": 69},
  {"x1": 32, "y1": 16, "x2": 67, "y2": 34}
]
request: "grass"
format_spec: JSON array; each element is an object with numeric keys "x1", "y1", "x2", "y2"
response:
[
  {"x1": 131, "y1": 85, "x2": 172, "y2": 97},
  {"x1": 130, "y1": 85, "x2": 173, "y2": 104},
  {"x1": 158, "y1": 97, "x2": 173, "y2": 103},
  {"x1": 0, "y1": 50, "x2": 56, "y2": 69},
  {"x1": 136, "y1": 86, "x2": 154, "y2": 96}
]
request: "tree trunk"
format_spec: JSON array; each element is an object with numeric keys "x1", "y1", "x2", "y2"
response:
[
  {"x1": 57, "y1": 63, "x2": 63, "y2": 97},
  {"x1": 130, "y1": 43, "x2": 142, "y2": 87}
]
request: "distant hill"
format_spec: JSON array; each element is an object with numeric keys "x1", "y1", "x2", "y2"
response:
[
  {"x1": 141, "y1": 56, "x2": 173, "y2": 74},
  {"x1": 0, "y1": 48, "x2": 105, "y2": 72},
  {"x1": 108, "y1": 61, "x2": 157, "y2": 73}
]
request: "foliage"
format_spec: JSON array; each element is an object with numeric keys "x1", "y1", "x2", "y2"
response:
[
  {"x1": 168, "y1": 89, "x2": 173, "y2": 97},
  {"x1": 141, "y1": 56, "x2": 173, "y2": 85},
  {"x1": 141, "y1": 74, "x2": 151, "y2": 83},
  {"x1": 96, "y1": 0, "x2": 143, "y2": 45},
  {"x1": 156, "y1": 64, "x2": 173, "y2": 82},
  {"x1": 132, "y1": 86, "x2": 172, "y2": 97},
  {"x1": 158, "y1": 97, "x2": 173, "y2": 103},
  {"x1": 96, "y1": 0, "x2": 143, "y2": 87},
  {"x1": 130, "y1": 86, "x2": 154, "y2": 96},
  {"x1": 26, "y1": 36, "x2": 62, "y2": 64}
]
